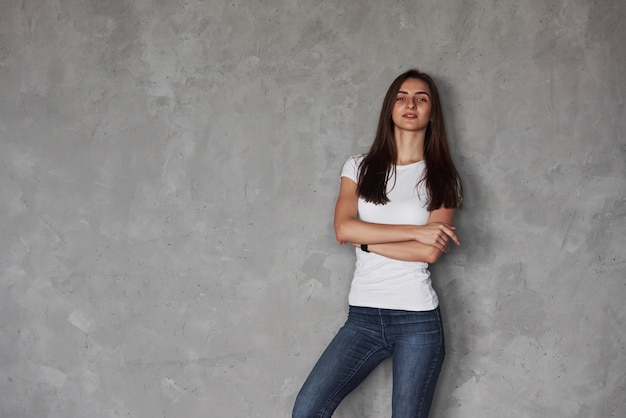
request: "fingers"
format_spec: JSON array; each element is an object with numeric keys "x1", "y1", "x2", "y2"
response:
[
  {"x1": 438, "y1": 237, "x2": 451, "y2": 252},
  {"x1": 423, "y1": 223, "x2": 459, "y2": 252},
  {"x1": 443, "y1": 228, "x2": 460, "y2": 246},
  {"x1": 435, "y1": 235, "x2": 453, "y2": 253},
  {"x1": 338, "y1": 241, "x2": 360, "y2": 248},
  {"x1": 436, "y1": 223, "x2": 460, "y2": 246}
]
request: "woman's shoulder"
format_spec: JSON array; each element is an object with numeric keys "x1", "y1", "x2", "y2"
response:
[
  {"x1": 341, "y1": 154, "x2": 366, "y2": 180},
  {"x1": 342, "y1": 154, "x2": 367, "y2": 172},
  {"x1": 346, "y1": 153, "x2": 366, "y2": 165}
]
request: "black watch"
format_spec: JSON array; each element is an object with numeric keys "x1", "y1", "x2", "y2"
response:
[{"x1": 360, "y1": 244, "x2": 369, "y2": 253}]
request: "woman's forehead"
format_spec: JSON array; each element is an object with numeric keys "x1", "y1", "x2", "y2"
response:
[{"x1": 398, "y1": 78, "x2": 430, "y2": 95}]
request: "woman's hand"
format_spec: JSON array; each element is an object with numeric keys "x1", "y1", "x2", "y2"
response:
[
  {"x1": 414, "y1": 222, "x2": 459, "y2": 252},
  {"x1": 414, "y1": 206, "x2": 460, "y2": 253}
]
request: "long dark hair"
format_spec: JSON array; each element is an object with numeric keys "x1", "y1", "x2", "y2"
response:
[{"x1": 357, "y1": 69, "x2": 463, "y2": 211}]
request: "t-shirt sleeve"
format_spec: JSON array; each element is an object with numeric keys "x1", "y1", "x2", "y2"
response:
[{"x1": 340, "y1": 155, "x2": 362, "y2": 183}]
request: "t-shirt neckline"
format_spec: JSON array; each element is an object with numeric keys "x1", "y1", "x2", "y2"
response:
[{"x1": 396, "y1": 160, "x2": 424, "y2": 168}]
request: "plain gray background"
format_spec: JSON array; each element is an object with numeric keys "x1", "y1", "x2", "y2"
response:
[{"x1": 1, "y1": 0, "x2": 625, "y2": 417}]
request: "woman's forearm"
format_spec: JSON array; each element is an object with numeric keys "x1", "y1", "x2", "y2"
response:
[
  {"x1": 366, "y1": 241, "x2": 445, "y2": 264},
  {"x1": 335, "y1": 218, "x2": 419, "y2": 245}
]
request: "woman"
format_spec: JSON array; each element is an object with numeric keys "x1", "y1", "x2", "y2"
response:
[{"x1": 292, "y1": 69, "x2": 463, "y2": 418}]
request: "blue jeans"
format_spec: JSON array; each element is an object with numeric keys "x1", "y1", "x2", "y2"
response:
[{"x1": 293, "y1": 306, "x2": 445, "y2": 418}]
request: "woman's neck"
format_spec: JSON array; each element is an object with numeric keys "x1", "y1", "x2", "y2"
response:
[{"x1": 394, "y1": 129, "x2": 425, "y2": 165}]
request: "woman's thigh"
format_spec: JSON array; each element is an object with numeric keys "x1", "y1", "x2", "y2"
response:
[
  {"x1": 292, "y1": 313, "x2": 391, "y2": 418},
  {"x1": 388, "y1": 308, "x2": 445, "y2": 418}
]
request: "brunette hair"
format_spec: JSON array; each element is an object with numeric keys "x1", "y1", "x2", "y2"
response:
[{"x1": 357, "y1": 69, "x2": 463, "y2": 210}]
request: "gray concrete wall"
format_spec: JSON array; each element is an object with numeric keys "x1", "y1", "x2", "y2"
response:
[{"x1": 1, "y1": 0, "x2": 624, "y2": 417}]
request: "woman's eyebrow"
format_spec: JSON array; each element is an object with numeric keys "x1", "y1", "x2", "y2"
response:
[{"x1": 397, "y1": 90, "x2": 431, "y2": 97}]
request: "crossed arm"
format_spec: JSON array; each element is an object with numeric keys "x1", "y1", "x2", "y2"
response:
[{"x1": 334, "y1": 177, "x2": 459, "y2": 264}]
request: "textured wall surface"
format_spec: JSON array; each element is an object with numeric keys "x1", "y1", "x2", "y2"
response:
[{"x1": 1, "y1": 0, "x2": 625, "y2": 417}]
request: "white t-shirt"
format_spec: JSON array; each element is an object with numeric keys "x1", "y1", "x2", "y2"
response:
[{"x1": 340, "y1": 155, "x2": 438, "y2": 311}]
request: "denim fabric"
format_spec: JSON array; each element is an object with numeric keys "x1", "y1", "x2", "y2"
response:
[{"x1": 292, "y1": 306, "x2": 445, "y2": 418}]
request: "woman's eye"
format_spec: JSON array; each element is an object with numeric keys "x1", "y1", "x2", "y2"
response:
[{"x1": 396, "y1": 97, "x2": 405, "y2": 101}]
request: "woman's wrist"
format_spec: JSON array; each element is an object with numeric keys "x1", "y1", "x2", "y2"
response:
[{"x1": 411, "y1": 225, "x2": 423, "y2": 242}]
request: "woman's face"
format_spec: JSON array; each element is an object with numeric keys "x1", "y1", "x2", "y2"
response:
[{"x1": 391, "y1": 78, "x2": 432, "y2": 133}]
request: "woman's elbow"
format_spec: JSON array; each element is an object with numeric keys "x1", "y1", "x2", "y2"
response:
[
  {"x1": 334, "y1": 222, "x2": 349, "y2": 243},
  {"x1": 425, "y1": 247, "x2": 444, "y2": 264}
]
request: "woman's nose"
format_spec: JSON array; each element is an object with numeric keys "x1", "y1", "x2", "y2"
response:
[{"x1": 407, "y1": 98, "x2": 417, "y2": 109}]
